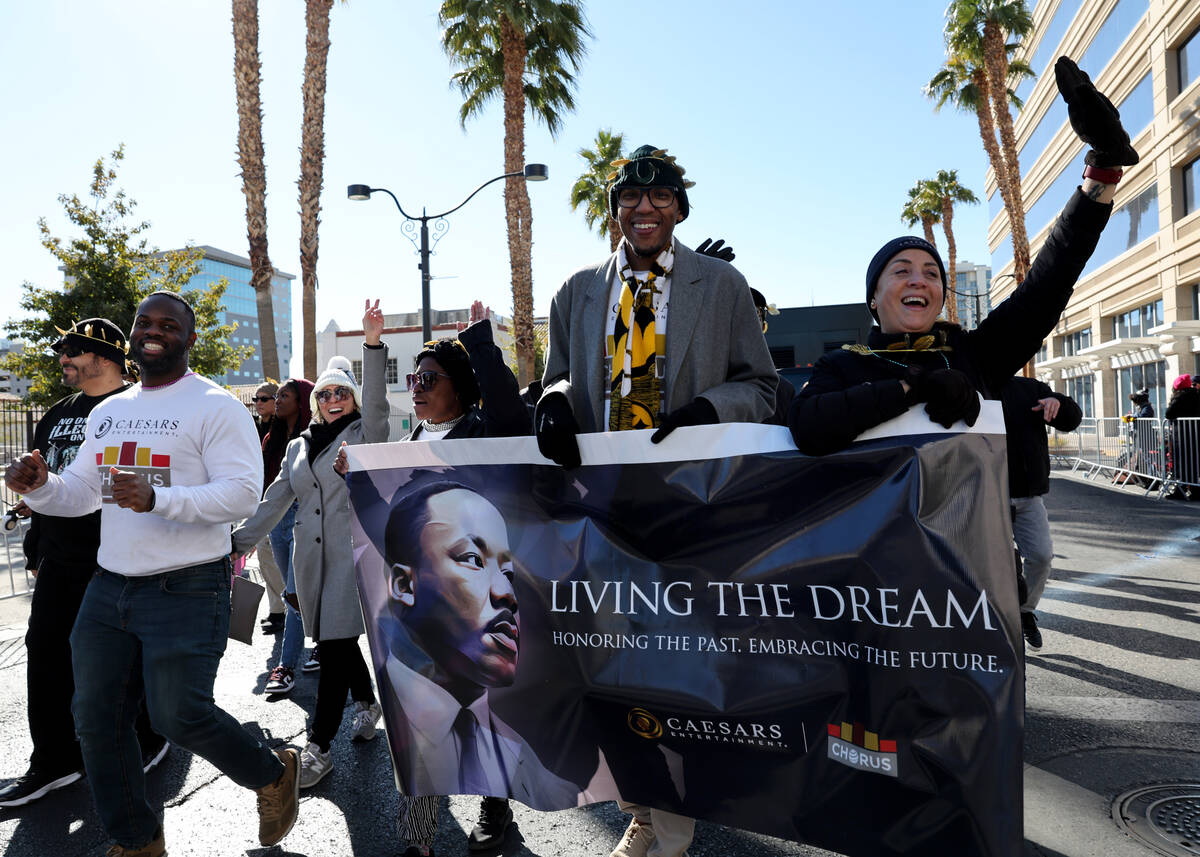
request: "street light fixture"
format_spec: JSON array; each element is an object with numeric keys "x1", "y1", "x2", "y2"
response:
[{"x1": 347, "y1": 163, "x2": 549, "y2": 342}]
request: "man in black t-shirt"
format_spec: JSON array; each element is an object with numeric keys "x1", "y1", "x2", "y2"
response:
[{"x1": 0, "y1": 318, "x2": 165, "y2": 808}]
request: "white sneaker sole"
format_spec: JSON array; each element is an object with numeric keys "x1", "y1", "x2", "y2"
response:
[{"x1": 0, "y1": 771, "x2": 83, "y2": 807}]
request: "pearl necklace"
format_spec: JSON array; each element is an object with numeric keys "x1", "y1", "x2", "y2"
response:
[{"x1": 422, "y1": 414, "x2": 465, "y2": 432}]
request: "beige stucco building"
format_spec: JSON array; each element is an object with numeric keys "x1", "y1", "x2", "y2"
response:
[{"x1": 990, "y1": 0, "x2": 1200, "y2": 419}]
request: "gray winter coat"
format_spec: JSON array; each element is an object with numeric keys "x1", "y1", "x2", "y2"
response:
[{"x1": 232, "y1": 344, "x2": 389, "y2": 641}]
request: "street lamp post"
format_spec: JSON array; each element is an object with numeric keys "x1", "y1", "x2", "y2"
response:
[{"x1": 348, "y1": 163, "x2": 549, "y2": 343}]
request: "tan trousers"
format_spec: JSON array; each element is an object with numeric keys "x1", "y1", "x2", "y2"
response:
[
  {"x1": 617, "y1": 801, "x2": 694, "y2": 857},
  {"x1": 256, "y1": 536, "x2": 286, "y2": 614}
]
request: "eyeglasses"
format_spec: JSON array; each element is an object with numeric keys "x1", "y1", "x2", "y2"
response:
[
  {"x1": 406, "y1": 371, "x2": 452, "y2": 392},
  {"x1": 616, "y1": 187, "x2": 676, "y2": 209},
  {"x1": 60, "y1": 343, "x2": 88, "y2": 358},
  {"x1": 315, "y1": 386, "x2": 353, "y2": 404},
  {"x1": 253, "y1": 395, "x2": 276, "y2": 403}
]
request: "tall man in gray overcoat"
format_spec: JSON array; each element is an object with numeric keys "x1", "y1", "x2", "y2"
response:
[{"x1": 534, "y1": 145, "x2": 777, "y2": 857}]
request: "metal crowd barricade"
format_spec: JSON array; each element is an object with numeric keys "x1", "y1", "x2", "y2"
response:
[
  {"x1": 0, "y1": 405, "x2": 42, "y2": 599},
  {"x1": 1050, "y1": 416, "x2": 1200, "y2": 498}
]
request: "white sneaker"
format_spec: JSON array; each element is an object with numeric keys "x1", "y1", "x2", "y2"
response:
[
  {"x1": 611, "y1": 817, "x2": 656, "y2": 857},
  {"x1": 298, "y1": 741, "x2": 333, "y2": 788},
  {"x1": 350, "y1": 701, "x2": 382, "y2": 742}
]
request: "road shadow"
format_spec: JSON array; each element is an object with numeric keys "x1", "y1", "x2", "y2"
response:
[{"x1": 1027, "y1": 652, "x2": 1200, "y2": 699}]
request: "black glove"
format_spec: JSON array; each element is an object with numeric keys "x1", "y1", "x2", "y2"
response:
[
  {"x1": 457, "y1": 316, "x2": 493, "y2": 348},
  {"x1": 650, "y1": 397, "x2": 719, "y2": 444},
  {"x1": 1054, "y1": 56, "x2": 1138, "y2": 168},
  {"x1": 905, "y1": 368, "x2": 980, "y2": 429},
  {"x1": 694, "y1": 237, "x2": 735, "y2": 263},
  {"x1": 535, "y1": 392, "x2": 581, "y2": 468}
]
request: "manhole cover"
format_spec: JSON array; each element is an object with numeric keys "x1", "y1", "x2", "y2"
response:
[{"x1": 1114, "y1": 784, "x2": 1200, "y2": 856}]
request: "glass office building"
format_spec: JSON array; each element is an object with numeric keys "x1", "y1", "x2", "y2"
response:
[
  {"x1": 991, "y1": 0, "x2": 1200, "y2": 418},
  {"x1": 184, "y1": 246, "x2": 294, "y2": 385}
]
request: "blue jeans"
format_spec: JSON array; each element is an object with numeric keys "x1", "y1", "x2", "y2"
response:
[
  {"x1": 70, "y1": 561, "x2": 283, "y2": 847},
  {"x1": 269, "y1": 502, "x2": 304, "y2": 670}
]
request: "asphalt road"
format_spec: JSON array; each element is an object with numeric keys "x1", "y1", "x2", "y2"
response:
[{"x1": 0, "y1": 472, "x2": 1196, "y2": 857}]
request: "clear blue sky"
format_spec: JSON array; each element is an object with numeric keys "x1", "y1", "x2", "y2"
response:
[{"x1": 2, "y1": 0, "x2": 1010, "y2": 374}]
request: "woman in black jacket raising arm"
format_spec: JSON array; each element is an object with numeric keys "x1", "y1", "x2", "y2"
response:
[{"x1": 790, "y1": 58, "x2": 1138, "y2": 455}]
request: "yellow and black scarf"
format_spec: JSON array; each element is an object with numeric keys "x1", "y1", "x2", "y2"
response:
[{"x1": 607, "y1": 243, "x2": 673, "y2": 431}]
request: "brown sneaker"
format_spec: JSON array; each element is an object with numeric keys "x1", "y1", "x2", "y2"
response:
[
  {"x1": 256, "y1": 747, "x2": 300, "y2": 846},
  {"x1": 104, "y1": 826, "x2": 165, "y2": 857}
]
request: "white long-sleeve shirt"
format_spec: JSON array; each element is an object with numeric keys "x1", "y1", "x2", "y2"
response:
[{"x1": 24, "y1": 372, "x2": 263, "y2": 576}]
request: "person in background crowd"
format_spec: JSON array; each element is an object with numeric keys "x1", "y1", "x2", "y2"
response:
[
  {"x1": 749, "y1": 287, "x2": 794, "y2": 426},
  {"x1": 1000, "y1": 377, "x2": 1082, "y2": 650},
  {"x1": 250, "y1": 381, "x2": 288, "y2": 633},
  {"x1": 233, "y1": 301, "x2": 389, "y2": 791},
  {"x1": 253, "y1": 381, "x2": 278, "y2": 440},
  {"x1": 4, "y1": 293, "x2": 300, "y2": 856},
  {"x1": 1165, "y1": 374, "x2": 1200, "y2": 498},
  {"x1": 788, "y1": 58, "x2": 1136, "y2": 456},
  {"x1": 336, "y1": 310, "x2": 530, "y2": 857},
  {"x1": 257, "y1": 377, "x2": 315, "y2": 693},
  {"x1": 0, "y1": 319, "x2": 167, "y2": 810},
  {"x1": 1120, "y1": 388, "x2": 1156, "y2": 485},
  {"x1": 535, "y1": 143, "x2": 776, "y2": 857}
]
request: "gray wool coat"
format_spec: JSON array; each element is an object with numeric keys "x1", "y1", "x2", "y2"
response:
[
  {"x1": 232, "y1": 344, "x2": 389, "y2": 641},
  {"x1": 542, "y1": 239, "x2": 777, "y2": 430}
]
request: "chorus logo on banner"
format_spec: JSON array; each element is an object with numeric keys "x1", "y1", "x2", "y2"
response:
[
  {"x1": 827, "y1": 721, "x2": 898, "y2": 777},
  {"x1": 627, "y1": 707, "x2": 805, "y2": 753}
]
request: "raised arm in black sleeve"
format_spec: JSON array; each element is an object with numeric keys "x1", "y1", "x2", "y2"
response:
[{"x1": 458, "y1": 318, "x2": 532, "y2": 438}]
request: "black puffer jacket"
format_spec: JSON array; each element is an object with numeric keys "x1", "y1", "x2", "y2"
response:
[
  {"x1": 790, "y1": 190, "x2": 1111, "y2": 455},
  {"x1": 1001, "y1": 377, "x2": 1082, "y2": 498}
]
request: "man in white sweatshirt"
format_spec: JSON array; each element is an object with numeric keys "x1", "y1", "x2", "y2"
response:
[{"x1": 4, "y1": 292, "x2": 300, "y2": 857}]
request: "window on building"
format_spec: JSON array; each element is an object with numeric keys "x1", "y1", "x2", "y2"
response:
[
  {"x1": 1180, "y1": 25, "x2": 1200, "y2": 93},
  {"x1": 1193, "y1": 283, "x2": 1199, "y2": 320},
  {"x1": 1117, "y1": 360, "x2": 1167, "y2": 415},
  {"x1": 1080, "y1": 182, "x2": 1159, "y2": 279},
  {"x1": 1036, "y1": 342, "x2": 1049, "y2": 363},
  {"x1": 386, "y1": 358, "x2": 399, "y2": 385},
  {"x1": 770, "y1": 345, "x2": 796, "y2": 368},
  {"x1": 1066, "y1": 375, "x2": 1094, "y2": 418},
  {"x1": 1184, "y1": 156, "x2": 1200, "y2": 217},
  {"x1": 1063, "y1": 327, "x2": 1092, "y2": 356},
  {"x1": 351, "y1": 359, "x2": 363, "y2": 381},
  {"x1": 1113, "y1": 299, "x2": 1163, "y2": 339}
]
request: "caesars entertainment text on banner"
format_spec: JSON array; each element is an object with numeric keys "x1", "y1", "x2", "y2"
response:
[{"x1": 345, "y1": 408, "x2": 1023, "y2": 857}]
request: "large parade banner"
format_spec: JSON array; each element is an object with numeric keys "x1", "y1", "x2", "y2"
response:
[{"x1": 346, "y1": 404, "x2": 1023, "y2": 857}]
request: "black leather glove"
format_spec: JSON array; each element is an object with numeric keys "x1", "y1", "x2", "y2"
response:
[
  {"x1": 1055, "y1": 56, "x2": 1139, "y2": 168},
  {"x1": 694, "y1": 237, "x2": 735, "y2": 263},
  {"x1": 535, "y1": 392, "x2": 581, "y2": 468},
  {"x1": 905, "y1": 368, "x2": 980, "y2": 429},
  {"x1": 650, "y1": 397, "x2": 719, "y2": 444}
]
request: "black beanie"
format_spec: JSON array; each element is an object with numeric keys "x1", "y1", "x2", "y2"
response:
[
  {"x1": 864, "y1": 236, "x2": 947, "y2": 321},
  {"x1": 607, "y1": 145, "x2": 694, "y2": 221}
]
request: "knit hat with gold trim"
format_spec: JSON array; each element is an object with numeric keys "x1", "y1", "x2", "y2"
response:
[
  {"x1": 50, "y1": 318, "x2": 128, "y2": 368},
  {"x1": 606, "y1": 145, "x2": 695, "y2": 220}
]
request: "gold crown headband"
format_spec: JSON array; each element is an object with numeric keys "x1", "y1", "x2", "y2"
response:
[
  {"x1": 55, "y1": 321, "x2": 130, "y2": 353},
  {"x1": 424, "y1": 338, "x2": 466, "y2": 352},
  {"x1": 605, "y1": 148, "x2": 697, "y2": 188}
]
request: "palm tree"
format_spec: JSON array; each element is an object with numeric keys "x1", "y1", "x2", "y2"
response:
[
  {"x1": 439, "y1": 0, "x2": 591, "y2": 386},
  {"x1": 232, "y1": 0, "x2": 280, "y2": 379},
  {"x1": 931, "y1": 169, "x2": 980, "y2": 325},
  {"x1": 298, "y1": 0, "x2": 337, "y2": 380},
  {"x1": 570, "y1": 128, "x2": 624, "y2": 251},
  {"x1": 901, "y1": 180, "x2": 941, "y2": 247},
  {"x1": 939, "y1": 0, "x2": 1034, "y2": 282}
]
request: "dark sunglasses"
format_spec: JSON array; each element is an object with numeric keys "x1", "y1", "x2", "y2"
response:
[
  {"x1": 60, "y1": 343, "x2": 88, "y2": 358},
  {"x1": 253, "y1": 395, "x2": 276, "y2": 403},
  {"x1": 406, "y1": 371, "x2": 452, "y2": 392},
  {"x1": 315, "y1": 386, "x2": 353, "y2": 404}
]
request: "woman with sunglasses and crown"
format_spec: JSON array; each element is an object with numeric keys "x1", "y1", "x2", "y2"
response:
[{"x1": 232, "y1": 299, "x2": 391, "y2": 791}]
